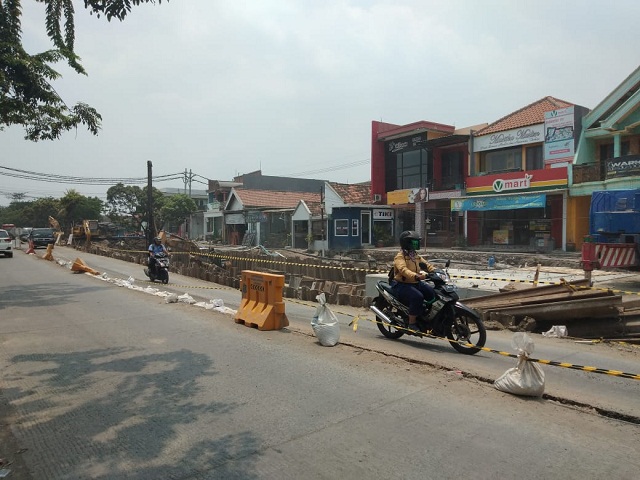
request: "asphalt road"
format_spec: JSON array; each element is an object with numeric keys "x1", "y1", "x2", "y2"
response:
[
  {"x1": 1, "y1": 248, "x2": 639, "y2": 479},
  {"x1": 44, "y1": 245, "x2": 640, "y2": 420}
]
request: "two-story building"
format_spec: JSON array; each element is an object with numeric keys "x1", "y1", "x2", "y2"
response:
[
  {"x1": 570, "y1": 65, "x2": 640, "y2": 250},
  {"x1": 370, "y1": 120, "x2": 483, "y2": 247},
  {"x1": 453, "y1": 97, "x2": 589, "y2": 251}
]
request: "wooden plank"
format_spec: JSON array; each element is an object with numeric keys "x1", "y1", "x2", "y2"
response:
[
  {"x1": 485, "y1": 295, "x2": 623, "y2": 321},
  {"x1": 463, "y1": 279, "x2": 591, "y2": 307}
]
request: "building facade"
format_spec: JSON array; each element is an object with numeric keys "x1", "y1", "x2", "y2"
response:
[
  {"x1": 370, "y1": 120, "x2": 484, "y2": 248},
  {"x1": 570, "y1": 65, "x2": 640, "y2": 250},
  {"x1": 454, "y1": 97, "x2": 589, "y2": 251}
]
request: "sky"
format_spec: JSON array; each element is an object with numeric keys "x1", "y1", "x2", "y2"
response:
[{"x1": 1, "y1": 0, "x2": 639, "y2": 206}]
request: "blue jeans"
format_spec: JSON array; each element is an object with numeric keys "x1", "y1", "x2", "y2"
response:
[{"x1": 391, "y1": 281, "x2": 435, "y2": 316}]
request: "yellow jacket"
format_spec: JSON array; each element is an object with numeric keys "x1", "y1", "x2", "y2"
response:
[{"x1": 392, "y1": 251, "x2": 436, "y2": 283}]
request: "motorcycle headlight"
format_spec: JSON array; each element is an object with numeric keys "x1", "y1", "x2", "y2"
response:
[{"x1": 435, "y1": 271, "x2": 450, "y2": 282}]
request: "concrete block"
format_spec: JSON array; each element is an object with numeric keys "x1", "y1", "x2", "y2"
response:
[{"x1": 365, "y1": 274, "x2": 388, "y2": 298}]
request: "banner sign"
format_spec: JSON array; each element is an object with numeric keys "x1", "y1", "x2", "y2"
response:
[
  {"x1": 606, "y1": 155, "x2": 640, "y2": 179},
  {"x1": 373, "y1": 209, "x2": 394, "y2": 220},
  {"x1": 466, "y1": 167, "x2": 567, "y2": 195},
  {"x1": 224, "y1": 213, "x2": 245, "y2": 224},
  {"x1": 474, "y1": 124, "x2": 545, "y2": 152},
  {"x1": 544, "y1": 106, "x2": 575, "y2": 164},
  {"x1": 451, "y1": 194, "x2": 546, "y2": 211},
  {"x1": 386, "y1": 188, "x2": 428, "y2": 204}
]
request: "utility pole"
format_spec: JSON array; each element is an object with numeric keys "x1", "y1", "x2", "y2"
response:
[
  {"x1": 147, "y1": 161, "x2": 153, "y2": 247},
  {"x1": 320, "y1": 186, "x2": 325, "y2": 257},
  {"x1": 182, "y1": 168, "x2": 195, "y2": 238},
  {"x1": 183, "y1": 168, "x2": 195, "y2": 195}
]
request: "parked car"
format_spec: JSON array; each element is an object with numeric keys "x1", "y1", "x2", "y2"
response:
[
  {"x1": 30, "y1": 228, "x2": 56, "y2": 248},
  {"x1": 0, "y1": 229, "x2": 12, "y2": 257}
]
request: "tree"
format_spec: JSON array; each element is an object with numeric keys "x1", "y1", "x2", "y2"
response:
[
  {"x1": 58, "y1": 189, "x2": 102, "y2": 228},
  {"x1": 105, "y1": 182, "x2": 165, "y2": 234},
  {"x1": 0, "y1": 0, "x2": 166, "y2": 141},
  {"x1": 19, "y1": 197, "x2": 61, "y2": 226},
  {"x1": 160, "y1": 193, "x2": 196, "y2": 232}
]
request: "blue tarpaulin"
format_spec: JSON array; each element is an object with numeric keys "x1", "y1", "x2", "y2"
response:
[{"x1": 451, "y1": 194, "x2": 546, "y2": 211}]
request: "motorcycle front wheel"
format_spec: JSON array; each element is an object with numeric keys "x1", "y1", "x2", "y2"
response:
[
  {"x1": 446, "y1": 308, "x2": 486, "y2": 355},
  {"x1": 373, "y1": 297, "x2": 405, "y2": 339}
]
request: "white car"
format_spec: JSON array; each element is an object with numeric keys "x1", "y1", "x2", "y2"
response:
[{"x1": 0, "y1": 229, "x2": 13, "y2": 258}]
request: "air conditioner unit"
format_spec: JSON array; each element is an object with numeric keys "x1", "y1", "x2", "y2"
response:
[{"x1": 373, "y1": 194, "x2": 382, "y2": 202}]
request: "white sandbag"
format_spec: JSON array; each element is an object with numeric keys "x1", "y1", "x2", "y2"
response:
[
  {"x1": 165, "y1": 293, "x2": 179, "y2": 303},
  {"x1": 542, "y1": 325, "x2": 568, "y2": 338},
  {"x1": 494, "y1": 332, "x2": 545, "y2": 397},
  {"x1": 311, "y1": 293, "x2": 340, "y2": 347},
  {"x1": 177, "y1": 293, "x2": 196, "y2": 304}
]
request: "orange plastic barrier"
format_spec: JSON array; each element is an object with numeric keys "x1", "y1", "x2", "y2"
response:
[
  {"x1": 71, "y1": 258, "x2": 100, "y2": 275},
  {"x1": 42, "y1": 244, "x2": 54, "y2": 261},
  {"x1": 235, "y1": 270, "x2": 289, "y2": 330}
]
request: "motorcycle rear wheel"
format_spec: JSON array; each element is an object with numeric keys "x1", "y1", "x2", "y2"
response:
[
  {"x1": 446, "y1": 309, "x2": 486, "y2": 355},
  {"x1": 373, "y1": 297, "x2": 405, "y2": 339}
]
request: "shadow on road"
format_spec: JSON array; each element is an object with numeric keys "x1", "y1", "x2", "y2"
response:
[
  {"x1": 0, "y1": 283, "x2": 105, "y2": 310},
  {"x1": 7, "y1": 347, "x2": 260, "y2": 479}
]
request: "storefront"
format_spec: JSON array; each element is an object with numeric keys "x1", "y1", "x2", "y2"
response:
[
  {"x1": 452, "y1": 168, "x2": 568, "y2": 251},
  {"x1": 329, "y1": 206, "x2": 394, "y2": 250}
]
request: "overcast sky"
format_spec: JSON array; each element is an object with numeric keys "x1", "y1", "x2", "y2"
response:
[{"x1": 1, "y1": 0, "x2": 639, "y2": 206}]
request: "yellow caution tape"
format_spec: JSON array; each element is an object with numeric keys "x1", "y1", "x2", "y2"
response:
[{"x1": 339, "y1": 312, "x2": 640, "y2": 381}]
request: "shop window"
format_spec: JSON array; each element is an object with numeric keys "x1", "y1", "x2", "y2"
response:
[
  {"x1": 441, "y1": 150, "x2": 463, "y2": 188},
  {"x1": 387, "y1": 148, "x2": 429, "y2": 191},
  {"x1": 351, "y1": 219, "x2": 359, "y2": 237},
  {"x1": 600, "y1": 141, "x2": 631, "y2": 161},
  {"x1": 479, "y1": 147, "x2": 522, "y2": 174},
  {"x1": 526, "y1": 145, "x2": 543, "y2": 170},
  {"x1": 335, "y1": 219, "x2": 348, "y2": 236}
]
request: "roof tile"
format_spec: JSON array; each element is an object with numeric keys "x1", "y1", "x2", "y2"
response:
[
  {"x1": 234, "y1": 189, "x2": 321, "y2": 208},
  {"x1": 475, "y1": 96, "x2": 574, "y2": 136},
  {"x1": 329, "y1": 182, "x2": 371, "y2": 204}
]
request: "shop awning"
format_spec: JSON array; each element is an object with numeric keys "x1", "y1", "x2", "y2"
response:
[{"x1": 451, "y1": 193, "x2": 546, "y2": 211}]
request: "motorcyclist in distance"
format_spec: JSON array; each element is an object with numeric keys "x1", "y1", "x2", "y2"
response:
[
  {"x1": 390, "y1": 230, "x2": 437, "y2": 332},
  {"x1": 148, "y1": 236, "x2": 168, "y2": 275}
]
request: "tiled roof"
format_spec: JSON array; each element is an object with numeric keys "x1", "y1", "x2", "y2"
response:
[
  {"x1": 233, "y1": 189, "x2": 321, "y2": 208},
  {"x1": 305, "y1": 201, "x2": 324, "y2": 216},
  {"x1": 329, "y1": 181, "x2": 372, "y2": 204},
  {"x1": 475, "y1": 96, "x2": 574, "y2": 136}
]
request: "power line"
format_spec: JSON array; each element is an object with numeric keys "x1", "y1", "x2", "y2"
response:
[
  {"x1": 286, "y1": 158, "x2": 370, "y2": 177},
  {"x1": 0, "y1": 165, "x2": 185, "y2": 185}
]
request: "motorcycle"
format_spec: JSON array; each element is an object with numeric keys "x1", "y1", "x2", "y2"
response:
[
  {"x1": 370, "y1": 261, "x2": 486, "y2": 355},
  {"x1": 144, "y1": 252, "x2": 170, "y2": 284}
]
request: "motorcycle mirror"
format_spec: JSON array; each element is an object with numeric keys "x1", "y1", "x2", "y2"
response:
[{"x1": 445, "y1": 259, "x2": 451, "y2": 268}]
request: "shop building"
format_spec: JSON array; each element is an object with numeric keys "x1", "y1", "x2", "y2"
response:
[
  {"x1": 371, "y1": 120, "x2": 476, "y2": 246},
  {"x1": 455, "y1": 97, "x2": 589, "y2": 251},
  {"x1": 292, "y1": 181, "x2": 378, "y2": 251},
  {"x1": 571, "y1": 65, "x2": 640, "y2": 250}
]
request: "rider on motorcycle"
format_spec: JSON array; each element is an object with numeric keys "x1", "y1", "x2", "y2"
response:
[
  {"x1": 391, "y1": 230, "x2": 437, "y2": 332},
  {"x1": 148, "y1": 236, "x2": 168, "y2": 275}
]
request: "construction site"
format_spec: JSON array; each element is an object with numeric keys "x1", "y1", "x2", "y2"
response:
[{"x1": 45, "y1": 226, "x2": 640, "y2": 344}]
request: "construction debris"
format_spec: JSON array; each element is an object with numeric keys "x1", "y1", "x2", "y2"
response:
[{"x1": 464, "y1": 278, "x2": 639, "y2": 340}]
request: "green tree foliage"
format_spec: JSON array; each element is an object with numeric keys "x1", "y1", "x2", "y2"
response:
[
  {"x1": 0, "y1": 0, "x2": 166, "y2": 141},
  {"x1": 105, "y1": 182, "x2": 165, "y2": 234},
  {"x1": 16, "y1": 197, "x2": 61, "y2": 226},
  {"x1": 160, "y1": 193, "x2": 196, "y2": 231},
  {"x1": 58, "y1": 188, "x2": 102, "y2": 228},
  {"x1": 0, "y1": 190, "x2": 101, "y2": 229}
]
